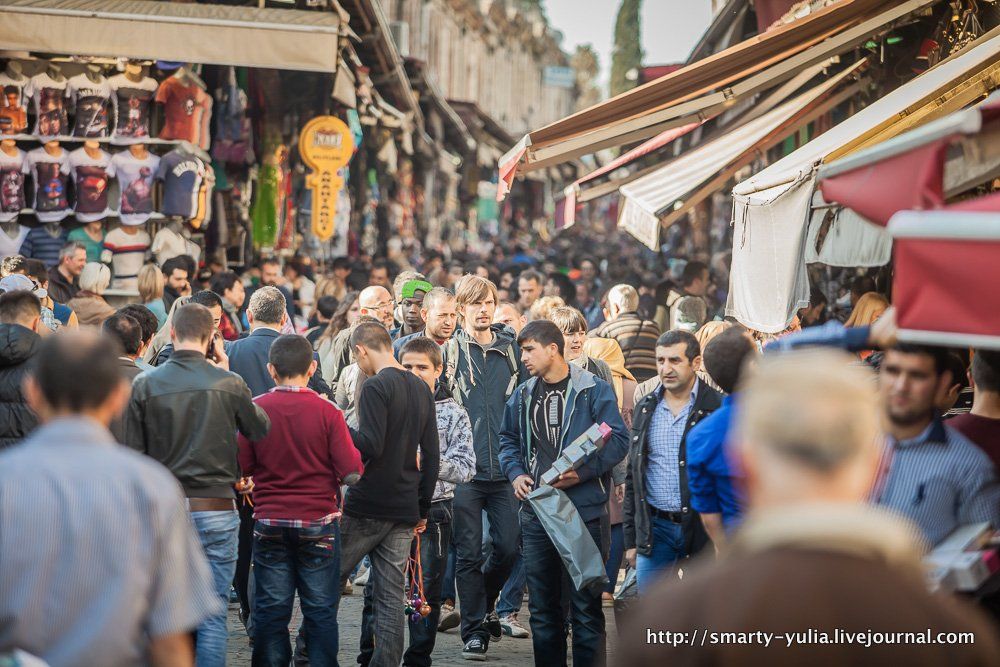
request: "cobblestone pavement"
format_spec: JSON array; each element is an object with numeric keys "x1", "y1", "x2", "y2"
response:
[{"x1": 226, "y1": 592, "x2": 621, "y2": 665}]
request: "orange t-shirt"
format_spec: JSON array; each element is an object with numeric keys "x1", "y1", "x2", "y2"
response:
[{"x1": 155, "y1": 76, "x2": 213, "y2": 150}]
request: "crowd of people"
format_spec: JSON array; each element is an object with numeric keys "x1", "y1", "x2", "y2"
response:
[{"x1": 0, "y1": 241, "x2": 999, "y2": 667}]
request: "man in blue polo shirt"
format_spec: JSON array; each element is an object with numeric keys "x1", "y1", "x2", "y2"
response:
[{"x1": 686, "y1": 327, "x2": 758, "y2": 549}]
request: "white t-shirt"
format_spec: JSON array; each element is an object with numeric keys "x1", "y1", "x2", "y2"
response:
[
  {"x1": 0, "y1": 223, "x2": 28, "y2": 255},
  {"x1": 63, "y1": 147, "x2": 115, "y2": 223},
  {"x1": 25, "y1": 147, "x2": 71, "y2": 223},
  {"x1": 0, "y1": 148, "x2": 27, "y2": 222},
  {"x1": 152, "y1": 226, "x2": 200, "y2": 265},
  {"x1": 66, "y1": 73, "x2": 113, "y2": 138},
  {"x1": 103, "y1": 225, "x2": 150, "y2": 291},
  {"x1": 24, "y1": 72, "x2": 70, "y2": 138},
  {"x1": 108, "y1": 74, "x2": 159, "y2": 142},
  {"x1": 111, "y1": 150, "x2": 160, "y2": 225},
  {"x1": 0, "y1": 73, "x2": 30, "y2": 135}
]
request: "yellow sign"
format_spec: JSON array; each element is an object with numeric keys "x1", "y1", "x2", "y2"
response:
[{"x1": 298, "y1": 116, "x2": 355, "y2": 241}]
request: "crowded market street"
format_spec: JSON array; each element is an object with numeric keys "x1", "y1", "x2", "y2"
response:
[{"x1": 2, "y1": 1, "x2": 1000, "y2": 666}]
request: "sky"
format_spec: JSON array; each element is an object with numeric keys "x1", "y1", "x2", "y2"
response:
[{"x1": 544, "y1": 0, "x2": 714, "y2": 91}]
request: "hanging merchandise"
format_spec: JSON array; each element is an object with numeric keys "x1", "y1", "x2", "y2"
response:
[
  {"x1": 64, "y1": 146, "x2": 114, "y2": 223},
  {"x1": 347, "y1": 108, "x2": 363, "y2": 153},
  {"x1": 275, "y1": 146, "x2": 294, "y2": 252},
  {"x1": 156, "y1": 147, "x2": 215, "y2": 228},
  {"x1": 250, "y1": 147, "x2": 282, "y2": 249},
  {"x1": 112, "y1": 148, "x2": 160, "y2": 225},
  {"x1": 0, "y1": 67, "x2": 29, "y2": 136},
  {"x1": 152, "y1": 222, "x2": 201, "y2": 265},
  {"x1": 25, "y1": 145, "x2": 71, "y2": 222},
  {"x1": 213, "y1": 67, "x2": 254, "y2": 165},
  {"x1": 0, "y1": 146, "x2": 26, "y2": 222},
  {"x1": 103, "y1": 224, "x2": 150, "y2": 291},
  {"x1": 66, "y1": 71, "x2": 113, "y2": 138},
  {"x1": 297, "y1": 115, "x2": 354, "y2": 241},
  {"x1": 25, "y1": 69, "x2": 69, "y2": 138},
  {"x1": 156, "y1": 68, "x2": 213, "y2": 150},
  {"x1": 334, "y1": 168, "x2": 351, "y2": 257},
  {"x1": 109, "y1": 70, "x2": 158, "y2": 142}
]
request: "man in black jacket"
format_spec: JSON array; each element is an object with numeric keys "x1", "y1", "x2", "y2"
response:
[
  {"x1": 623, "y1": 330, "x2": 721, "y2": 593},
  {"x1": 124, "y1": 303, "x2": 270, "y2": 667},
  {"x1": 0, "y1": 290, "x2": 42, "y2": 449}
]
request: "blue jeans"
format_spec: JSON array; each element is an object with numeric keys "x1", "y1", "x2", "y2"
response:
[
  {"x1": 635, "y1": 515, "x2": 685, "y2": 593},
  {"x1": 521, "y1": 507, "x2": 605, "y2": 667},
  {"x1": 441, "y1": 544, "x2": 456, "y2": 603},
  {"x1": 604, "y1": 524, "x2": 624, "y2": 594},
  {"x1": 496, "y1": 554, "x2": 525, "y2": 617},
  {"x1": 252, "y1": 521, "x2": 341, "y2": 667},
  {"x1": 191, "y1": 510, "x2": 240, "y2": 667}
]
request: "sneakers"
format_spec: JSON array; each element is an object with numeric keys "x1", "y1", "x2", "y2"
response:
[
  {"x1": 438, "y1": 601, "x2": 461, "y2": 632},
  {"x1": 462, "y1": 636, "x2": 488, "y2": 661},
  {"x1": 352, "y1": 564, "x2": 370, "y2": 586},
  {"x1": 484, "y1": 611, "x2": 503, "y2": 641},
  {"x1": 341, "y1": 579, "x2": 353, "y2": 596},
  {"x1": 499, "y1": 613, "x2": 530, "y2": 638}
]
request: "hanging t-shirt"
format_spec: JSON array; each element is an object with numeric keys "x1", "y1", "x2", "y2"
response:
[
  {"x1": 155, "y1": 76, "x2": 213, "y2": 150},
  {"x1": 66, "y1": 73, "x2": 113, "y2": 138},
  {"x1": 111, "y1": 150, "x2": 160, "y2": 225},
  {"x1": 155, "y1": 148, "x2": 214, "y2": 226},
  {"x1": 0, "y1": 74, "x2": 29, "y2": 135},
  {"x1": 152, "y1": 226, "x2": 200, "y2": 265},
  {"x1": 25, "y1": 147, "x2": 71, "y2": 222},
  {"x1": 108, "y1": 74, "x2": 158, "y2": 142},
  {"x1": 0, "y1": 223, "x2": 28, "y2": 256},
  {"x1": 103, "y1": 225, "x2": 150, "y2": 290},
  {"x1": 25, "y1": 72, "x2": 70, "y2": 138},
  {"x1": 0, "y1": 148, "x2": 27, "y2": 222},
  {"x1": 63, "y1": 147, "x2": 115, "y2": 223}
]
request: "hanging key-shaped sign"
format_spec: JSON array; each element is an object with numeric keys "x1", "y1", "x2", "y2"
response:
[{"x1": 298, "y1": 115, "x2": 355, "y2": 241}]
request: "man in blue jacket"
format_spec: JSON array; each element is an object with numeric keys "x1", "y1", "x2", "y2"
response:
[{"x1": 499, "y1": 319, "x2": 628, "y2": 667}]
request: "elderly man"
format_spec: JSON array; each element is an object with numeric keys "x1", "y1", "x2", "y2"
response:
[
  {"x1": 46, "y1": 241, "x2": 86, "y2": 304},
  {"x1": 617, "y1": 349, "x2": 1000, "y2": 667},
  {"x1": 323, "y1": 285, "x2": 395, "y2": 387},
  {"x1": 590, "y1": 284, "x2": 660, "y2": 382}
]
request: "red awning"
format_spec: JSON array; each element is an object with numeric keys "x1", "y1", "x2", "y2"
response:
[
  {"x1": 890, "y1": 208, "x2": 1000, "y2": 349},
  {"x1": 578, "y1": 122, "x2": 702, "y2": 187}
]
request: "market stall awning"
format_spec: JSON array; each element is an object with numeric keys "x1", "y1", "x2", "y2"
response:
[
  {"x1": 890, "y1": 209, "x2": 1000, "y2": 350},
  {"x1": 727, "y1": 28, "x2": 1000, "y2": 334},
  {"x1": 617, "y1": 61, "x2": 865, "y2": 250},
  {"x1": 0, "y1": 0, "x2": 346, "y2": 71},
  {"x1": 497, "y1": 0, "x2": 939, "y2": 199},
  {"x1": 818, "y1": 93, "x2": 1000, "y2": 225}
]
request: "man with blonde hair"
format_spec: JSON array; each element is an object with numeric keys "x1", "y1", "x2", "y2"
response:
[
  {"x1": 590, "y1": 283, "x2": 660, "y2": 382},
  {"x1": 617, "y1": 349, "x2": 1000, "y2": 666}
]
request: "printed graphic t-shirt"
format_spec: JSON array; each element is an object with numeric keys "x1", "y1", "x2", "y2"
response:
[
  {"x1": 0, "y1": 148, "x2": 27, "y2": 222},
  {"x1": 0, "y1": 73, "x2": 29, "y2": 135},
  {"x1": 155, "y1": 149, "x2": 214, "y2": 226},
  {"x1": 63, "y1": 147, "x2": 115, "y2": 223},
  {"x1": 112, "y1": 150, "x2": 160, "y2": 225},
  {"x1": 108, "y1": 74, "x2": 158, "y2": 141},
  {"x1": 26, "y1": 147, "x2": 71, "y2": 222},
  {"x1": 155, "y1": 76, "x2": 213, "y2": 150},
  {"x1": 66, "y1": 74, "x2": 113, "y2": 138},
  {"x1": 529, "y1": 375, "x2": 569, "y2": 483},
  {"x1": 25, "y1": 72, "x2": 70, "y2": 138}
]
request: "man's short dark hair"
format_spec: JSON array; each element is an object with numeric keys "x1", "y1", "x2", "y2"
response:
[
  {"x1": 809, "y1": 287, "x2": 827, "y2": 307},
  {"x1": 0, "y1": 290, "x2": 40, "y2": 324},
  {"x1": 32, "y1": 331, "x2": 122, "y2": 411},
  {"x1": 850, "y1": 275, "x2": 877, "y2": 299},
  {"x1": 400, "y1": 336, "x2": 443, "y2": 368},
  {"x1": 190, "y1": 290, "x2": 223, "y2": 311},
  {"x1": 681, "y1": 261, "x2": 709, "y2": 287},
  {"x1": 210, "y1": 271, "x2": 240, "y2": 295},
  {"x1": 118, "y1": 304, "x2": 158, "y2": 344},
  {"x1": 702, "y1": 327, "x2": 755, "y2": 394},
  {"x1": 23, "y1": 259, "x2": 48, "y2": 284},
  {"x1": 161, "y1": 256, "x2": 189, "y2": 278},
  {"x1": 0, "y1": 254, "x2": 27, "y2": 277},
  {"x1": 316, "y1": 295, "x2": 339, "y2": 320},
  {"x1": 268, "y1": 334, "x2": 315, "y2": 379},
  {"x1": 332, "y1": 257, "x2": 351, "y2": 272},
  {"x1": 517, "y1": 320, "x2": 565, "y2": 357},
  {"x1": 350, "y1": 320, "x2": 392, "y2": 353},
  {"x1": 261, "y1": 257, "x2": 281, "y2": 269},
  {"x1": 972, "y1": 349, "x2": 1000, "y2": 393},
  {"x1": 657, "y1": 330, "x2": 701, "y2": 361},
  {"x1": 519, "y1": 269, "x2": 544, "y2": 285},
  {"x1": 172, "y1": 303, "x2": 213, "y2": 343},
  {"x1": 102, "y1": 313, "x2": 143, "y2": 356},
  {"x1": 889, "y1": 343, "x2": 949, "y2": 375}
]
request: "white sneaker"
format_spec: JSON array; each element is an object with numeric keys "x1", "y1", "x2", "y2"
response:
[
  {"x1": 500, "y1": 613, "x2": 530, "y2": 638},
  {"x1": 352, "y1": 565, "x2": 370, "y2": 586}
]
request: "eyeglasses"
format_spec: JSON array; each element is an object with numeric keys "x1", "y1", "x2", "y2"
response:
[{"x1": 362, "y1": 300, "x2": 395, "y2": 312}]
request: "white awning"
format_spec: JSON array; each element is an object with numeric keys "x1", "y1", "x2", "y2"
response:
[
  {"x1": 618, "y1": 61, "x2": 863, "y2": 250},
  {"x1": 0, "y1": 0, "x2": 345, "y2": 72},
  {"x1": 727, "y1": 28, "x2": 1000, "y2": 333}
]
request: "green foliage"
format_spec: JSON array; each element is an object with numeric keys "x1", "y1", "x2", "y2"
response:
[{"x1": 610, "y1": 0, "x2": 643, "y2": 97}]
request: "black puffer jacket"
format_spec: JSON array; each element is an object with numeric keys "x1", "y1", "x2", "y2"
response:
[{"x1": 0, "y1": 323, "x2": 40, "y2": 450}]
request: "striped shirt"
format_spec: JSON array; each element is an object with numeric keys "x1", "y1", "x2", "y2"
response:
[
  {"x1": 645, "y1": 381, "x2": 699, "y2": 512},
  {"x1": 877, "y1": 418, "x2": 1000, "y2": 546},
  {"x1": 0, "y1": 417, "x2": 221, "y2": 666},
  {"x1": 19, "y1": 225, "x2": 68, "y2": 269},
  {"x1": 590, "y1": 312, "x2": 661, "y2": 382}
]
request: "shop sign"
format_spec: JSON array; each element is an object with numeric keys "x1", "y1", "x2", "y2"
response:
[
  {"x1": 299, "y1": 116, "x2": 355, "y2": 241},
  {"x1": 543, "y1": 66, "x2": 575, "y2": 89}
]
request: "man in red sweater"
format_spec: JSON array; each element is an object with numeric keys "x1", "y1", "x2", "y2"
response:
[{"x1": 237, "y1": 334, "x2": 363, "y2": 666}]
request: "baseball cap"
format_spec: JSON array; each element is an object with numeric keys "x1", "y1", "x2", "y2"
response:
[
  {"x1": 401, "y1": 279, "x2": 433, "y2": 300},
  {"x1": 0, "y1": 273, "x2": 47, "y2": 300}
]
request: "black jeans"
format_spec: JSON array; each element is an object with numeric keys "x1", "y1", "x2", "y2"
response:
[
  {"x1": 358, "y1": 501, "x2": 453, "y2": 667},
  {"x1": 522, "y1": 507, "x2": 606, "y2": 667},
  {"x1": 453, "y1": 479, "x2": 521, "y2": 644},
  {"x1": 235, "y1": 494, "x2": 254, "y2": 624}
]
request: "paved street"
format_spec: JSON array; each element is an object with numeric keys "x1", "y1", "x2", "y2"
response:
[{"x1": 226, "y1": 592, "x2": 621, "y2": 665}]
